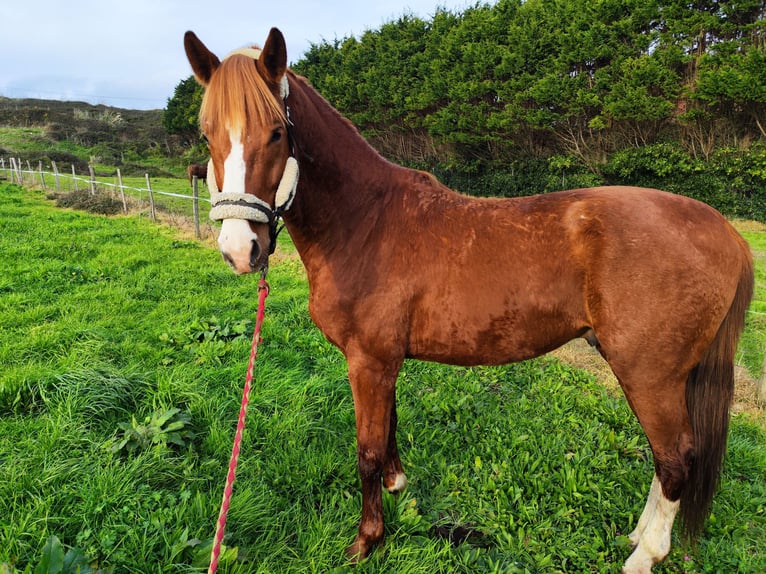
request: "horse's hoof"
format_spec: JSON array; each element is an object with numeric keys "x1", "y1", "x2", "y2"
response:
[
  {"x1": 346, "y1": 533, "x2": 384, "y2": 565},
  {"x1": 345, "y1": 539, "x2": 370, "y2": 565}
]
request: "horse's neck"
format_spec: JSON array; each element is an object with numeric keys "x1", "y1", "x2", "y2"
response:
[{"x1": 285, "y1": 75, "x2": 400, "y2": 257}]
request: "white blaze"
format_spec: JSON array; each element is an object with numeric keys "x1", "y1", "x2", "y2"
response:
[
  {"x1": 218, "y1": 129, "x2": 258, "y2": 274},
  {"x1": 223, "y1": 129, "x2": 247, "y2": 195}
]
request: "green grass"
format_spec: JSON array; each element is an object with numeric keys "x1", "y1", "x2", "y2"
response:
[
  {"x1": 1, "y1": 182, "x2": 764, "y2": 573},
  {"x1": 0, "y1": 127, "x2": 50, "y2": 152},
  {"x1": 739, "y1": 228, "x2": 766, "y2": 376},
  {"x1": 0, "y1": 126, "x2": 103, "y2": 168},
  {"x1": 3, "y1": 164, "x2": 213, "y2": 232}
]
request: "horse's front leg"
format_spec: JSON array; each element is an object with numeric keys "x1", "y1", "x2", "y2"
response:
[{"x1": 345, "y1": 352, "x2": 402, "y2": 562}]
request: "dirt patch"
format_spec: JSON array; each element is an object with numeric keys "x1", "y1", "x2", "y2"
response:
[{"x1": 732, "y1": 219, "x2": 766, "y2": 233}]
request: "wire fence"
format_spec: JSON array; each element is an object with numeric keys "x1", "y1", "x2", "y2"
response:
[
  {"x1": 0, "y1": 156, "x2": 216, "y2": 240},
  {"x1": 2, "y1": 156, "x2": 765, "y2": 396}
]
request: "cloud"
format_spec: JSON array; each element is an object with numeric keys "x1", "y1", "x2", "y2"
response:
[{"x1": 1, "y1": 0, "x2": 474, "y2": 109}]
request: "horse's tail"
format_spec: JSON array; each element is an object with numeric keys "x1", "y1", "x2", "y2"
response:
[{"x1": 680, "y1": 235, "x2": 754, "y2": 539}]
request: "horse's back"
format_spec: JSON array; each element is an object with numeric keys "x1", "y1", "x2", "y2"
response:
[{"x1": 402, "y1": 184, "x2": 749, "y2": 369}]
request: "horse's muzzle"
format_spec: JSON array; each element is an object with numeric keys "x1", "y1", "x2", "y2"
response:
[
  {"x1": 218, "y1": 219, "x2": 267, "y2": 274},
  {"x1": 220, "y1": 239, "x2": 265, "y2": 275}
]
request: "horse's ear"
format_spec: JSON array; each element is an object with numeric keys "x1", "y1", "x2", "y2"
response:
[
  {"x1": 257, "y1": 27, "x2": 287, "y2": 87},
  {"x1": 184, "y1": 31, "x2": 220, "y2": 86}
]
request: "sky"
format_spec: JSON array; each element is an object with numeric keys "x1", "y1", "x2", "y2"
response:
[{"x1": 1, "y1": 0, "x2": 477, "y2": 110}]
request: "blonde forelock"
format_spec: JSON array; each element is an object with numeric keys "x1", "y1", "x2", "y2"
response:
[{"x1": 200, "y1": 53, "x2": 287, "y2": 137}]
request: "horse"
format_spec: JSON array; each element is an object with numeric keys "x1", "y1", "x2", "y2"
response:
[
  {"x1": 187, "y1": 163, "x2": 208, "y2": 188},
  {"x1": 184, "y1": 28, "x2": 754, "y2": 573}
]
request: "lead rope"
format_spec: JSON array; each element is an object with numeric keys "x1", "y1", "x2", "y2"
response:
[{"x1": 208, "y1": 275, "x2": 270, "y2": 574}]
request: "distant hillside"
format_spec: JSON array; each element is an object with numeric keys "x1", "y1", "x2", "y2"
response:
[{"x1": 0, "y1": 97, "x2": 186, "y2": 176}]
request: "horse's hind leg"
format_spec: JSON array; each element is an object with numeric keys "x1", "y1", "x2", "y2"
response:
[
  {"x1": 617, "y1": 376, "x2": 693, "y2": 574},
  {"x1": 383, "y1": 398, "x2": 407, "y2": 494},
  {"x1": 623, "y1": 474, "x2": 680, "y2": 574},
  {"x1": 628, "y1": 474, "x2": 662, "y2": 546}
]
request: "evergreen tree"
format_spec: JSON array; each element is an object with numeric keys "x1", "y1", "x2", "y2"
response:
[{"x1": 163, "y1": 76, "x2": 204, "y2": 146}]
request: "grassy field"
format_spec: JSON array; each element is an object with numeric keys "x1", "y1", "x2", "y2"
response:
[
  {"x1": 2, "y1": 162, "x2": 219, "y2": 244},
  {"x1": 737, "y1": 222, "x2": 766, "y2": 378},
  {"x1": 0, "y1": 182, "x2": 764, "y2": 573}
]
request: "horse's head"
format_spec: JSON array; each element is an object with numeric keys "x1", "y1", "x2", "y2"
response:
[{"x1": 184, "y1": 28, "x2": 297, "y2": 275}]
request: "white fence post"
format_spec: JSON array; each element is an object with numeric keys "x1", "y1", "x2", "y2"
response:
[
  {"x1": 88, "y1": 165, "x2": 97, "y2": 195},
  {"x1": 52, "y1": 161, "x2": 61, "y2": 193},
  {"x1": 38, "y1": 161, "x2": 46, "y2": 191},
  {"x1": 145, "y1": 173, "x2": 156, "y2": 221},
  {"x1": 117, "y1": 169, "x2": 128, "y2": 213},
  {"x1": 192, "y1": 175, "x2": 201, "y2": 239},
  {"x1": 12, "y1": 158, "x2": 21, "y2": 184}
]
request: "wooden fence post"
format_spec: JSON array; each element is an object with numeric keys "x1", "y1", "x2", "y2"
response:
[
  {"x1": 145, "y1": 174, "x2": 156, "y2": 221},
  {"x1": 0, "y1": 158, "x2": 5, "y2": 180},
  {"x1": 17, "y1": 158, "x2": 24, "y2": 184},
  {"x1": 88, "y1": 165, "x2": 97, "y2": 195},
  {"x1": 9, "y1": 158, "x2": 16, "y2": 184},
  {"x1": 192, "y1": 175, "x2": 201, "y2": 239},
  {"x1": 72, "y1": 164, "x2": 78, "y2": 191},
  {"x1": 117, "y1": 169, "x2": 128, "y2": 213},
  {"x1": 38, "y1": 161, "x2": 46, "y2": 191},
  {"x1": 52, "y1": 161, "x2": 61, "y2": 193}
]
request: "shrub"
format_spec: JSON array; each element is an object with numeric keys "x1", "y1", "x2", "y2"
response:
[
  {"x1": 432, "y1": 158, "x2": 603, "y2": 199},
  {"x1": 52, "y1": 189, "x2": 124, "y2": 215},
  {"x1": 602, "y1": 143, "x2": 766, "y2": 221}
]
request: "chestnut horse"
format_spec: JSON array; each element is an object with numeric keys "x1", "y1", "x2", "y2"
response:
[
  {"x1": 184, "y1": 28, "x2": 753, "y2": 573},
  {"x1": 187, "y1": 163, "x2": 208, "y2": 188}
]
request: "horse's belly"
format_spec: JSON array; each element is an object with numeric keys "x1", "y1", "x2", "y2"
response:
[{"x1": 406, "y1": 306, "x2": 585, "y2": 366}]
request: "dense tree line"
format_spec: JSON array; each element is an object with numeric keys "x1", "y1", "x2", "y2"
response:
[
  {"x1": 293, "y1": 0, "x2": 764, "y2": 162},
  {"x1": 166, "y1": 0, "x2": 766, "y2": 218}
]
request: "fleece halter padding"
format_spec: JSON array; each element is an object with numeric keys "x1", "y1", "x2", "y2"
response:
[
  {"x1": 208, "y1": 157, "x2": 298, "y2": 223},
  {"x1": 207, "y1": 46, "x2": 298, "y2": 224}
]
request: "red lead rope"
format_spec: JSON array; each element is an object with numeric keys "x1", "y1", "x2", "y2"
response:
[{"x1": 208, "y1": 277, "x2": 270, "y2": 574}]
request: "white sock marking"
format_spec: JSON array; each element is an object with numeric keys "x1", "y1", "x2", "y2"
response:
[{"x1": 622, "y1": 476, "x2": 679, "y2": 574}]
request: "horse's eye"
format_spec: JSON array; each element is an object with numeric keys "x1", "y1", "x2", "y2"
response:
[
  {"x1": 270, "y1": 128, "x2": 282, "y2": 144},
  {"x1": 201, "y1": 134, "x2": 210, "y2": 146}
]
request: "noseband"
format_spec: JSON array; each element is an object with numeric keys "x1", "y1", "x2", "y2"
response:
[{"x1": 207, "y1": 47, "x2": 299, "y2": 255}]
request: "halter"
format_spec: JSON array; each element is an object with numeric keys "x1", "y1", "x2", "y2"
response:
[{"x1": 207, "y1": 47, "x2": 299, "y2": 254}]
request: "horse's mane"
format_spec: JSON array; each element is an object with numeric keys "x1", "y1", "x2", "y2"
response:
[{"x1": 200, "y1": 50, "x2": 287, "y2": 136}]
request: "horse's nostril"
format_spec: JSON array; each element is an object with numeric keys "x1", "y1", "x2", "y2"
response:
[
  {"x1": 222, "y1": 252, "x2": 236, "y2": 269},
  {"x1": 249, "y1": 239, "x2": 262, "y2": 269}
]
